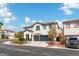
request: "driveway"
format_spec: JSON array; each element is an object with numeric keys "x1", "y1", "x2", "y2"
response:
[{"x1": 0, "y1": 43, "x2": 79, "y2": 56}]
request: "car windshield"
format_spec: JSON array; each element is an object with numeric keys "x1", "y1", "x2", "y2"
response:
[
  {"x1": 69, "y1": 38, "x2": 77, "y2": 40},
  {"x1": 69, "y1": 38, "x2": 78, "y2": 44}
]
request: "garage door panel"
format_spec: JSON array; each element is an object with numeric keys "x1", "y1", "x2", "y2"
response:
[
  {"x1": 34, "y1": 36, "x2": 39, "y2": 41},
  {"x1": 34, "y1": 35, "x2": 51, "y2": 41},
  {"x1": 40, "y1": 35, "x2": 50, "y2": 41}
]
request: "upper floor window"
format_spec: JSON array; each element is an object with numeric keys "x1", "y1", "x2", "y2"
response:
[
  {"x1": 74, "y1": 23, "x2": 79, "y2": 28},
  {"x1": 43, "y1": 25, "x2": 46, "y2": 30},
  {"x1": 36, "y1": 26, "x2": 40, "y2": 31},
  {"x1": 66, "y1": 24, "x2": 70, "y2": 29}
]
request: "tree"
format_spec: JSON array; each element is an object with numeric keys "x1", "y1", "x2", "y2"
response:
[
  {"x1": 59, "y1": 31, "x2": 65, "y2": 44},
  {"x1": 1, "y1": 34, "x2": 5, "y2": 39},
  {"x1": 0, "y1": 22, "x2": 3, "y2": 29},
  {"x1": 48, "y1": 25, "x2": 57, "y2": 42},
  {"x1": 15, "y1": 31, "x2": 24, "y2": 41}
]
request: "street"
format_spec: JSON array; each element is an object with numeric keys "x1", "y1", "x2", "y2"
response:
[{"x1": 0, "y1": 43, "x2": 79, "y2": 56}]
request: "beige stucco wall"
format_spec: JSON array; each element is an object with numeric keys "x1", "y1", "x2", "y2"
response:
[
  {"x1": 64, "y1": 28, "x2": 79, "y2": 35},
  {"x1": 31, "y1": 23, "x2": 49, "y2": 35},
  {"x1": 9, "y1": 36, "x2": 15, "y2": 40},
  {"x1": 64, "y1": 23, "x2": 79, "y2": 35},
  {"x1": 24, "y1": 23, "x2": 61, "y2": 39},
  {"x1": 24, "y1": 31, "x2": 33, "y2": 39},
  {"x1": 31, "y1": 23, "x2": 59, "y2": 35}
]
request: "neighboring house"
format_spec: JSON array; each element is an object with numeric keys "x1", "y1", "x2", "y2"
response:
[
  {"x1": 0, "y1": 29, "x2": 15, "y2": 39},
  {"x1": 63, "y1": 19, "x2": 79, "y2": 39},
  {"x1": 0, "y1": 29, "x2": 4, "y2": 39},
  {"x1": 3, "y1": 29, "x2": 15, "y2": 39},
  {"x1": 23, "y1": 22, "x2": 62, "y2": 41}
]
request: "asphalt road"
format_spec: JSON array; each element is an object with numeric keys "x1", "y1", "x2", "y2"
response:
[{"x1": 0, "y1": 43, "x2": 79, "y2": 56}]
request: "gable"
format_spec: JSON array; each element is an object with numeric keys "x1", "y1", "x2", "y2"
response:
[{"x1": 23, "y1": 22, "x2": 59, "y2": 29}]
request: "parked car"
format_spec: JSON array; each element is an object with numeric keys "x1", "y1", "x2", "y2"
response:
[{"x1": 66, "y1": 37, "x2": 79, "y2": 49}]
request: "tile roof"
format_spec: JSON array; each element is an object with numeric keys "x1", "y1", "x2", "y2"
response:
[{"x1": 63, "y1": 19, "x2": 79, "y2": 23}]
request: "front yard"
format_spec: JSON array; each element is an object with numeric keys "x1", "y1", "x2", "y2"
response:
[{"x1": 2, "y1": 39, "x2": 66, "y2": 49}]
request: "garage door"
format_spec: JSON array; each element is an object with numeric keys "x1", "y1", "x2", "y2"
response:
[
  {"x1": 34, "y1": 35, "x2": 40, "y2": 41},
  {"x1": 34, "y1": 35, "x2": 51, "y2": 41},
  {"x1": 40, "y1": 35, "x2": 50, "y2": 41}
]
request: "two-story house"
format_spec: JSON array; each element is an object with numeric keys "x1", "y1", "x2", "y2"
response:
[
  {"x1": 23, "y1": 22, "x2": 62, "y2": 41},
  {"x1": 3, "y1": 29, "x2": 15, "y2": 39},
  {"x1": 63, "y1": 19, "x2": 79, "y2": 39},
  {"x1": 0, "y1": 29, "x2": 15, "y2": 39}
]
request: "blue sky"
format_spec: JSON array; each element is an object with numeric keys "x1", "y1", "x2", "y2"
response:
[{"x1": 0, "y1": 3, "x2": 79, "y2": 32}]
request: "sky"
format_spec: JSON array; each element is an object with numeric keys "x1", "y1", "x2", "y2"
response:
[{"x1": 0, "y1": 3, "x2": 79, "y2": 32}]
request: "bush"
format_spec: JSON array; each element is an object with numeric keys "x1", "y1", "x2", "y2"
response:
[
  {"x1": 19, "y1": 38, "x2": 24, "y2": 41},
  {"x1": 5, "y1": 36, "x2": 9, "y2": 39},
  {"x1": 60, "y1": 39, "x2": 66, "y2": 45},
  {"x1": 1, "y1": 34, "x2": 9, "y2": 39},
  {"x1": 1, "y1": 34, "x2": 5, "y2": 39},
  {"x1": 11, "y1": 39, "x2": 25, "y2": 44}
]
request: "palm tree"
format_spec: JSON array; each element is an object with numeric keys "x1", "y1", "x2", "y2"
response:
[
  {"x1": 48, "y1": 25, "x2": 57, "y2": 42},
  {"x1": 0, "y1": 22, "x2": 3, "y2": 29}
]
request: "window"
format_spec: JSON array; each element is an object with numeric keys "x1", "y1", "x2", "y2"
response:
[
  {"x1": 69, "y1": 38, "x2": 78, "y2": 45},
  {"x1": 74, "y1": 23, "x2": 79, "y2": 28},
  {"x1": 36, "y1": 26, "x2": 40, "y2": 31},
  {"x1": 66, "y1": 24, "x2": 70, "y2": 28},
  {"x1": 43, "y1": 25, "x2": 46, "y2": 30}
]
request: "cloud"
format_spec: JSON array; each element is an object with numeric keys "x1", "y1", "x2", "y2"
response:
[
  {"x1": 31, "y1": 20, "x2": 42, "y2": 23},
  {"x1": 4, "y1": 16, "x2": 17, "y2": 23},
  {"x1": 60, "y1": 3, "x2": 79, "y2": 15},
  {"x1": 38, "y1": 20, "x2": 42, "y2": 22},
  {"x1": 44, "y1": 16, "x2": 48, "y2": 18},
  {"x1": 25, "y1": 16, "x2": 42, "y2": 23},
  {"x1": 60, "y1": 6, "x2": 72, "y2": 15},
  {"x1": 31, "y1": 20, "x2": 37, "y2": 23},
  {"x1": 0, "y1": 3, "x2": 17, "y2": 23},
  {"x1": 25, "y1": 17, "x2": 30, "y2": 23},
  {"x1": 3, "y1": 25, "x2": 16, "y2": 31}
]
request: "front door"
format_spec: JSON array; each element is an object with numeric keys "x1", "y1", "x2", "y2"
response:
[
  {"x1": 26, "y1": 34, "x2": 29, "y2": 41},
  {"x1": 56, "y1": 37, "x2": 60, "y2": 42}
]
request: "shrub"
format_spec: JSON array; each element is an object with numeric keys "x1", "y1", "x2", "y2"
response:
[
  {"x1": 1, "y1": 34, "x2": 9, "y2": 39},
  {"x1": 15, "y1": 31, "x2": 24, "y2": 40},
  {"x1": 1, "y1": 34, "x2": 5, "y2": 39},
  {"x1": 13, "y1": 31, "x2": 25, "y2": 44},
  {"x1": 5, "y1": 36, "x2": 9, "y2": 39},
  {"x1": 19, "y1": 38, "x2": 24, "y2": 41},
  {"x1": 60, "y1": 38, "x2": 66, "y2": 45},
  {"x1": 10, "y1": 39, "x2": 25, "y2": 44}
]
